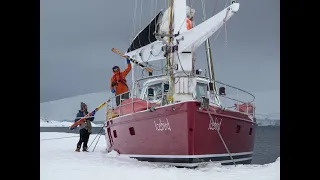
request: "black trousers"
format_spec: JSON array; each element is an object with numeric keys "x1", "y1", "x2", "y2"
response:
[
  {"x1": 77, "y1": 129, "x2": 90, "y2": 149},
  {"x1": 116, "y1": 92, "x2": 130, "y2": 106}
]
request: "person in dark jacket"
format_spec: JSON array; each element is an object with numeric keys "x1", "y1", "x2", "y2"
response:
[{"x1": 75, "y1": 102, "x2": 97, "y2": 152}]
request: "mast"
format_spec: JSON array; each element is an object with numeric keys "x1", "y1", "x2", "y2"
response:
[
  {"x1": 205, "y1": 41, "x2": 214, "y2": 81},
  {"x1": 170, "y1": 0, "x2": 196, "y2": 103},
  {"x1": 129, "y1": 37, "x2": 136, "y2": 97},
  {"x1": 204, "y1": 40, "x2": 215, "y2": 81},
  {"x1": 201, "y1": 0, "x2": 220, "y2": 104},
  {"x1": 124, "y1": 0, "x2": 240, "y2": 103},
  {"x1": 166, "y1": 0, "x2": 175, "y2": 103},
  {"x1": 132, "y1": 63, "x2": 136, "y2": 97},
  {"x1": 200, "y1": 0, "x2": 214, "y2": 81},
  {"x1": 124, "y1": 2, "x2": 239, "y2": 65},
  {"x1": 204, "y1": 38, "x2": 220, "y2": 104}
]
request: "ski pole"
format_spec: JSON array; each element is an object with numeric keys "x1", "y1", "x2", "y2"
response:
[
  {"x1": 92, "y1": 131, "x2": 103, "y2": 152},
  {"x1": 88, "y1": 126, "x2": 104, "y2": 150}
]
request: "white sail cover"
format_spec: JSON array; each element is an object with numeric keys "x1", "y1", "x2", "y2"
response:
[{"x1": 125, "y1": 2, "x2": 240, "y2": 64}]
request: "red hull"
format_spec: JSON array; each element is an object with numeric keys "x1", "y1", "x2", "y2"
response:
[{"x1": 105, "y1": 101, "x2": 256, "y2": 167}]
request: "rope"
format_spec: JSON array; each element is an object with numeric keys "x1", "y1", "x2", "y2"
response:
[
  {"x1": 139, "y1": 0, "x2": 144, "y2": 30},
  {"x1": 151, "y1": 0, "x2": 154, "y2": 19},
  {"x1": 148, "y1": 0, "x2": 154, "y2": 43},
  {"x1": 223, "y1": 6, "x2": 230, "y2": 49},
  {"x1": 189, "y1": 0, "x2": 195, "y2": 9},
  {"x1": 154, "y1": 0, "x2": 158, "y2": 17},
  {"x1": 204, "y1": 0, "x2": 229, "y2": 49},
  {"x1": 213, "y1": 0, "x2": 220, "y2": 16},
  {"x1": 206, "y1": 108, "x2": 236, "y2": 166},
  {"x1": 153, "y1": 0, "x2": 158, "y2": 40},
  {"x1": 130, "y1": 0, "x2": 138, "y2": 46},
  {"x1": 201, "y1": 0, "x2": 206, "y2": 21},
  {"x1": 138, "y1": 0, "x2": 144, "y2": 47}
]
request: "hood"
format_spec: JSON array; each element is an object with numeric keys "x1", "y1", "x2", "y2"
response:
[{"x1": 112, "y1": 66, "x2": 120, "y2": 74}]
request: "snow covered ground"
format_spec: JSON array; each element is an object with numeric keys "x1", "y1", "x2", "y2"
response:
[{"x1": 40, "y1": 132, "x2": 280, "y2": 180}]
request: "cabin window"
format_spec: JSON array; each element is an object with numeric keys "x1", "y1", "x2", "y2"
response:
[
  {"x1": 147, "y1": 83, "x2": 162, "y2": 100},
  {"x1": 144, "y1": 81, "x2": 168, "y2": 102},
  {"x1": 195, "y1": 82, "x2": 208, "y2": 99}
]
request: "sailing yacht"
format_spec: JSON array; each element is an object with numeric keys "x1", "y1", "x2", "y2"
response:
[{"x1": 104, "y1": 0, "x2": 256, "y2": 167}]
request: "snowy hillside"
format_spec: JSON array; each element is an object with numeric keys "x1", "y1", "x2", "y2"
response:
[
  {"x1": 252, "y1": 90, "x2": 280, "y2": 126},
  {"x1": 255, "y1": 112, "x2": 280, "y2": 126},
  {"x1": 40, "y1": 90, "x2": 279, "y2": 126},
  {"x1": 253, "y1": 90, "x2": 280, "y2": 117},
  {"x1": 40, "y1": 118, "x2": 103, "y2": 127},
  {"x1": 40, "y1": 91, "x2": 112, "y2": 122}
]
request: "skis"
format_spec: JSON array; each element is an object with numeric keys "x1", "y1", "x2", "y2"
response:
[
  {"x1": 111, "y1": 48, "x2": 153, "y2": 73},
  {"x1": 69, "y1": 100, "x2": 109, "y2": 130}
]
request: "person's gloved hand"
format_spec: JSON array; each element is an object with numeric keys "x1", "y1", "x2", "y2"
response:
[
  {"x1": 111, "y1": 89, "x2": 116, "y2": 93},
  {"x1": 126, "y1": 58, "x2": 131, "y2": 64}
]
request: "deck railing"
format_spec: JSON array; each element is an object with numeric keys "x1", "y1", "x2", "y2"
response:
[{"x1": 106, "y1": 75, "x2": 255, "y2": 120}]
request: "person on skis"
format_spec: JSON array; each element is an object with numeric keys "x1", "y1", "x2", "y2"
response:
[
  {"x1": 110, "y1": 57, "x2": 132, "y2": 106},
  {"x1": 75, "y1": 102, "x2": 97, "y2": 152}
]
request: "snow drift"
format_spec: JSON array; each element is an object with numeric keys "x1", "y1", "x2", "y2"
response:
[{"x1": 40, "y1": 132, "x2": 280, "y2": 180}]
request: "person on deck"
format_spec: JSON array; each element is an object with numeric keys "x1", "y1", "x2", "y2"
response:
[
  {"x1": 186, "y1": 17, "x2": 192, "y2": 30},
  {"x1": 110, "y1": 58, "x2": 132, "y2": 106},
  {"x1": 186, "y1": 6, "x2": 194, "y2": 30},
  {"x1": 75, "y1": 102, "x2": 97, "y2": 152}
]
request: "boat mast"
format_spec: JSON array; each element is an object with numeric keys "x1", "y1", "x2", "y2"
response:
[
  {"x1": 201, "y1": 0, "x2": 214, "y2": 84},
  {"x1": 166, "y1": 0, "x2": 175, "y2": 103},
  {"x1": 129, "y1": 37, "x2": 136, "y2": 97},
  {"x1": 132, "y1": 63, "x2": 136, "y2": 97},
  {"x1": 201, "y1": 0, "x2": 220, "y2": 103}
]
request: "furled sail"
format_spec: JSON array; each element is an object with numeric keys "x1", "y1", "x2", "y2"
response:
[
  {"x1": 125, "y1": 5, "x2": 196, "y2": 63},
  {"x1": 127, "y1": 11, "x2": 163, "y2": 53}
]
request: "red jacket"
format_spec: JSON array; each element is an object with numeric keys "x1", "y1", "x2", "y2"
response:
[{"x1": 110, "y1": 63, "x2": 132, "y2": 95}]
